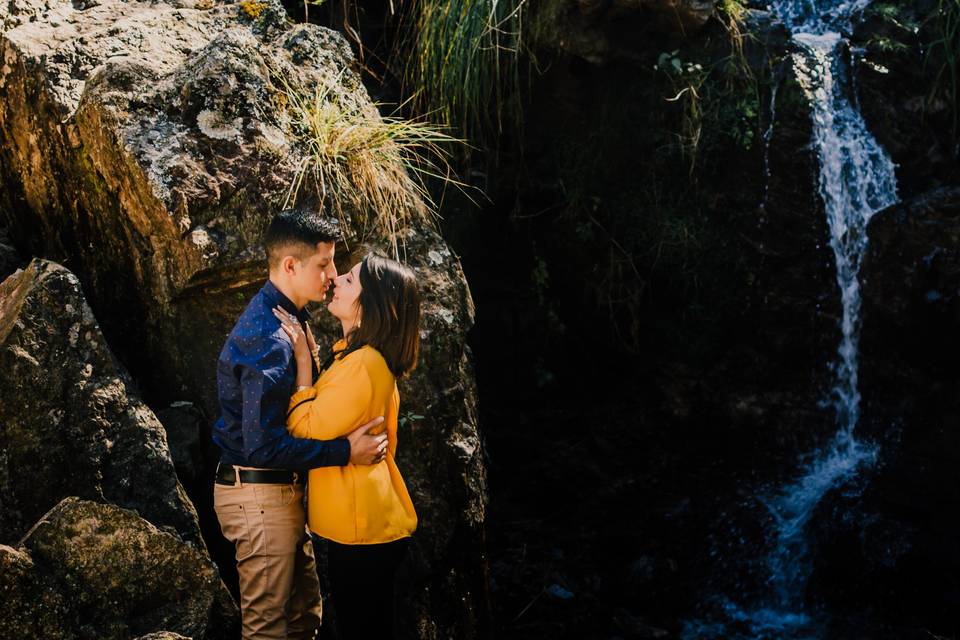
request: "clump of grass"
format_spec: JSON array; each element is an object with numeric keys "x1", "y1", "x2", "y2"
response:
[
  {"x1": 270, "y1": 67, "x2": 465, "y2": 258},
  {"x1": 715, "y1": 0, "x2": 757, "y2": 80},
  {"x1": 396, "y1": 0, "x2": 527, "y2": 147}
]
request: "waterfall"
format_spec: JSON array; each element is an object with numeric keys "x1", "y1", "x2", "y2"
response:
[{"x1": 683, "y1": 1, "x2": 898, "y2": 637}]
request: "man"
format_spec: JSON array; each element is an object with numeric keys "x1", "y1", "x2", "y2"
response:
[{"x1": 212, "y1": 208, "x2": 388, "y2": 640}]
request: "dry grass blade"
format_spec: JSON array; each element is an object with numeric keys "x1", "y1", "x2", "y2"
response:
[{"x1": 268, "y1": 63, "x2": 469, "y2": 259}]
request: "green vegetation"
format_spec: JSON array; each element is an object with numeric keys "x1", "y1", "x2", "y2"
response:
[
  {"x1": 269, "y1": 65, "x2": 464, "y2": 257},
  {"x1": 653, "y1": 43, "x2": 761, "y2": 176},
  {"x1": 396, "y1": 0, "x2": 527, "y2": 148},
  {"x1": 655, "y1": 50, "x2": 709, "y2": 173}
]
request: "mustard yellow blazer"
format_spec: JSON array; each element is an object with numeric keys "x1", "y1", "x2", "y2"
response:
[{"x1": 287, "y1": 340, "x2": 417, "y2": 544}]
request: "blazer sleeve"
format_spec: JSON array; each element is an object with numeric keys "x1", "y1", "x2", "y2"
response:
[{"x1": 287, "y1": 353, "x2": 375, "y2": 440}]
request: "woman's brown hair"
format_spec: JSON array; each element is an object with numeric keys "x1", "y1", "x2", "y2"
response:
[{"x1": 340, "y1": 253, "x2": 421, "y2": 377}]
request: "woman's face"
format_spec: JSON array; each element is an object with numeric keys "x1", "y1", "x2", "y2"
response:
[{"x1": 328, "y1": 261, "x2": 362, "y2": 326}]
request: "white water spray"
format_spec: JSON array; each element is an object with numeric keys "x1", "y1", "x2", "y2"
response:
[{"x1": 684, "y1": 1, "x2": 899, "y2": 637}]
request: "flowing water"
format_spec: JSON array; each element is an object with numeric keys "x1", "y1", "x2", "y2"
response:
[{"x1": 682, "y1": 1, "x2": 898, "y2": 637}]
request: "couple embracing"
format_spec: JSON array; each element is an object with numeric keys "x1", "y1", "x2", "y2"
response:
[{"x1": 211, "y1": 209, "x2": 420, "y2": 639}]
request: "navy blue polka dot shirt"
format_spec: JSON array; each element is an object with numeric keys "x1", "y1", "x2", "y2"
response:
[{"x1": 212, "y1": 280, "x2": 350, "y2": 471}]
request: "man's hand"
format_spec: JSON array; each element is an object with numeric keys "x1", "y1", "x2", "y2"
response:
[{"x1": 347, "y1": 417, "x2": 388, "y2": 465}]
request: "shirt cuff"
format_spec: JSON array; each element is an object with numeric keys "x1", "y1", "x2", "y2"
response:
[{"x1": 332, "y1": 437, "x2": 351, "y2": 466}]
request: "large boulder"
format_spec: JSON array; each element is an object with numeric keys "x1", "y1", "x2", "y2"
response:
[
  {"x1": 0, "y1": 2, "x2": 487, "y2": 635},
  {"x1": 0, "y1": 259, "x2": 203, "y2": 546},
  {"x1": 1, "y1": 497, "x2": 237, "y2": 640}
]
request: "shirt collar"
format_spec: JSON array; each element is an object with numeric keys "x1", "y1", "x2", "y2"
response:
[{"x1": 262, "y1": 279, "x2": 310, "y2": 322}]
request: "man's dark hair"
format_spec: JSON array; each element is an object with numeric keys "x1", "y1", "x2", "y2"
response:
[{"x1": 264, "y1": 208, "x2": 340, "y2": 269}]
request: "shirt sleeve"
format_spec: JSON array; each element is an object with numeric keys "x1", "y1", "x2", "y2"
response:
[
  {"x1": 287, "y1": 353, "x2": 375, "y2": 440},
  {"x1": 237, "y1": 335, "x2": 350, "y2": 470}
]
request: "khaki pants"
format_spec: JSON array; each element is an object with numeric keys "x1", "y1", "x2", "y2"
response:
[{"x1": 214, "y1": 472, "x2": 322, "y2": 640}]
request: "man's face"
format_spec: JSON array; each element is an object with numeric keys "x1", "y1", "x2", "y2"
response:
[{"x1": 291, "y1": 241, "x2": 337, "y2": 303}]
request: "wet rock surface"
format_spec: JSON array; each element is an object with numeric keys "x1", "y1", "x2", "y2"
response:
[
  {"x1": 803, "y1": 187, "x2": 960, "y2": 635},
  {"x1": 447, "y1": 2, "x2": 957, "y2": 637}
]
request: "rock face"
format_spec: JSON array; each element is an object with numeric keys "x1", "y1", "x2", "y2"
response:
[
  {"x1": 0, "y1": 497, "x2": 236, "y2": 640},
  {"x1": 530, "y1": 0, "x2": 716, "y2": 64},
  {"x1": 0, "y1": 259, "x2": 202, "y2": 546},
  {"x1": 804, "y1": 187, "x2": 960, "y2": 633},
  {"x1": 0, "y1": 1, "x2": 487, "y2": 635},
  {"x1": 382, "y1": 230, "x2": 487, "y2": 637}
]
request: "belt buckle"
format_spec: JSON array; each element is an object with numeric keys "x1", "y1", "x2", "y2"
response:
[{"x1": 216, "y1": 462, "x2": 239, "y2": 486}]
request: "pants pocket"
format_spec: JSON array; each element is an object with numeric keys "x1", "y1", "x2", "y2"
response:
[{"x1": 253, "y1": 484, "x2": 296, "y2": 507}]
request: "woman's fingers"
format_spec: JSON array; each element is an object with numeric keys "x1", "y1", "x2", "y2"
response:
[
  {"x1": 272, "y1": 306, "x2": 297, "y2": 323},
  {"x1": 272, "y1": 308, "x2": 301, "y2": 330},
  {"x1": 272, "y1": 309, "x2": 305, "y2": 343}
]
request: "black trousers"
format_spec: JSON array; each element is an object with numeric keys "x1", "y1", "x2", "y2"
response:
[{"x1": 326, "y1": 537, "x2": 409, "y2": 640}]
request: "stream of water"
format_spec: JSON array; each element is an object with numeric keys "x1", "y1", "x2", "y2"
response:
[{"x1": 682, "y1": 1, "x2": 899, "y2": 637}]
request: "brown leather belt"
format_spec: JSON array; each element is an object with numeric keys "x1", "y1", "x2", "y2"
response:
[{"x1": 215, "y1": 463, "x2": 301, "y2": 485}]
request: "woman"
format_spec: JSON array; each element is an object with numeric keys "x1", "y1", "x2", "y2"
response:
[{"x1": 272, "y1": 252, "x2": 420, "y2": 640}]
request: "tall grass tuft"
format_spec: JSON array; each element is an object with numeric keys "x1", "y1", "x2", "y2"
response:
[
  {"x1": 270, "y1": 67, "x2": 465, "y2": 258},
  {"x1": 396, "y1": 0, "x2": 527, "y2": 148}
]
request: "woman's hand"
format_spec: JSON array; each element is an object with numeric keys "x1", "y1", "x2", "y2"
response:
[{"x1": 273, "y1": 306, "x2": 313, "y2": 388}]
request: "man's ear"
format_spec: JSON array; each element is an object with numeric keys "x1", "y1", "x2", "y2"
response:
[{"x1": 280, "y1": 254, "x2": 299, "y2": 275}]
